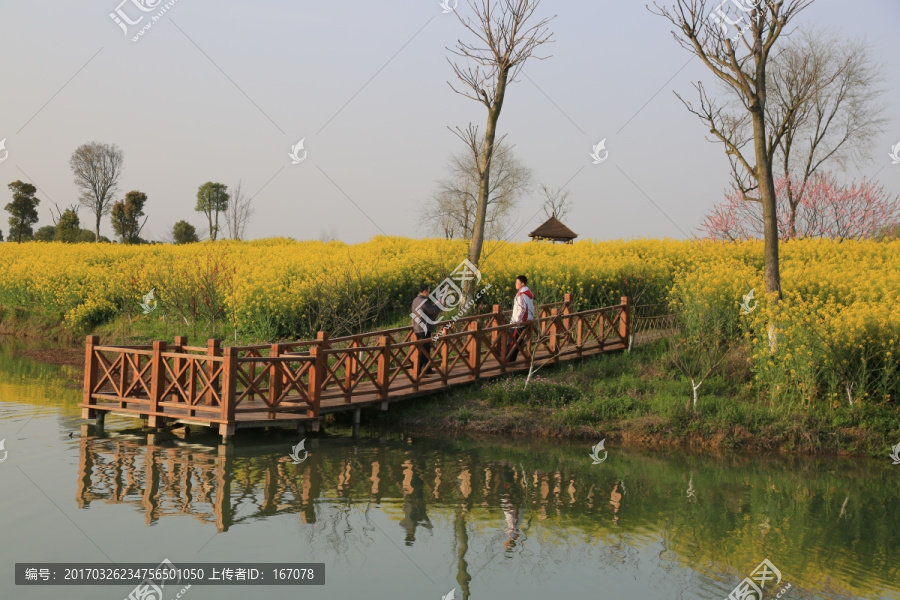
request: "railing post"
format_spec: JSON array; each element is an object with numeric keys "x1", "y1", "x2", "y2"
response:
[
  {"x1": 316, "y1": 331, "x2": 330, "y2": 348},
  {"x1": 82, "y1": 335, "x2": 100, "y2": 419},
  {"x1": 576, "y1": 318, "x2": 584, "y2": 356},
  {"x1": 549, "y1": 308, "x2": 559, "y2": 362},
  {"x1": 467, "y1": 321, "x2": 481, "y2": 380},
  {"x1": 316, "y1": 331, "x2": 331, "y2": 399},
  {"x1": 563, "y1": 293, "x2": 573, "y2": 336},
  {"x1": 220, "y1": 347, "x2": 238, "y2": 440},
  {"x1": 148, "y1": 340, "x2": 166, "y2": 426},
  {"x1": 492, "y1": 304, "x2": 504, "y2": 370},
  {"x1": 619, "y1": 296, "x2": 630, "y2": 344},
  {"x1": 376, "y1": 335, "x2": 391, "y2": 403},
  {"x1": 307, "y1": 345, "x2": 324, "y2": 418},
  {"x1": 345, "y1": 337, "x2": 359, "y2": 397},
  {"x1": 491, "y1": 303, "x2": 503, "y2": 339},
  {"x1": 439, "y1": 335, "x2": 449, "y2": 384},
  {"x1": 269, "y1": 343, "x2": 282, "y2": 418},
  {"x1": 172, "y1": 335, "x2": 187, "y2": 402},
  {"x1": 206, "y1": 339, "x2": 221, "y2": 406}
]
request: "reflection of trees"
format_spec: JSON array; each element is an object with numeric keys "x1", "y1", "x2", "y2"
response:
[{"x1": 75, "y1": 435, "x2": 900, "y2": 599}]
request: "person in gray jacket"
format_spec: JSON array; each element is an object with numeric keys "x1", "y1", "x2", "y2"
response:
[{"x1": 411, "y1": 284, "x2": 441, "y2": 375}]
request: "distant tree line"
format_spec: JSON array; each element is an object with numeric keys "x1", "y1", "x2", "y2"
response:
[{"x1": 3, "y1": 141, "x2": 253, "y2": 244}]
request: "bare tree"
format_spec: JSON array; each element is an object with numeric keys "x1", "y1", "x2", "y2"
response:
[
  {"x1": 539, "y1": 184, "x2": 572, "y2": 220},
  {"x1": 69, "y1": 141, "x2": 125, "y2": 241},
  {"x1": 420, "y1": 139, "x2": 532, "y2": 240},
  {"x1": 766, "y1": 30, "x2": 887, "y2": 238},
  {"x1": 317, "y1": 228, "x2": 339, "y2": 242},
  {"x1": 650, "y1": 0, "x2": 817, "y2": 298},
  {"x1": 224, "y1": 181, "x2": 255, "y2": 240},
  {"x1": 448, "y1": 0, "x2": 554, "y2": 297}
]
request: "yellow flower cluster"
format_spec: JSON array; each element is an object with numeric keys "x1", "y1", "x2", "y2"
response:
[{"x1": 0, "y1": 236, "x2": 897, "y2": 403}]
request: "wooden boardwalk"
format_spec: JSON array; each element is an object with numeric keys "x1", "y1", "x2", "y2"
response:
[{"x1": 82, "y1": 295, "x2": 630, "y2": 441}]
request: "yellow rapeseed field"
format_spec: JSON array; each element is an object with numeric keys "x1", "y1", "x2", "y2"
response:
[{"x1": 1, "y1": 237, "x2": 898, "y2": 404}]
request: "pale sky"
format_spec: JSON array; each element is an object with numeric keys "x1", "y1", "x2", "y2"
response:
[{"x1": 1, "y1": 0, "x2": 898, "y2": 243}]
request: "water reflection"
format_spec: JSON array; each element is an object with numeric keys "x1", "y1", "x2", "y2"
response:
[{"x1": 72, "y1": 428, "x2": 900, "y2": 599}]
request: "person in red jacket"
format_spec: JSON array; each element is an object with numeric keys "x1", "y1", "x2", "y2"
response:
[{"x1": 507, "y1": 275, "x2": 534, "y2": 362}]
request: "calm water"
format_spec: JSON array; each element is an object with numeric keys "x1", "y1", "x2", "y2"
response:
[{"x1": 1, "y1": 339, "x2": 898, "y2": 600}]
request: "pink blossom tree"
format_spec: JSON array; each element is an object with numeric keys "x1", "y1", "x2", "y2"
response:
[{"x1": 700, "y1": 173, "x2": 900, "y2": 241}]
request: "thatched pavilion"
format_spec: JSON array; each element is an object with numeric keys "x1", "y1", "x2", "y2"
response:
[{"x1": 528, "y1": 216, "x2": 578, "y2": 244}]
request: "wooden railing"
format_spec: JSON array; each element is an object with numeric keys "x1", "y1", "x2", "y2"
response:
[{"x1": 82, "y1": 295, "x2": 629, "y2": 437}]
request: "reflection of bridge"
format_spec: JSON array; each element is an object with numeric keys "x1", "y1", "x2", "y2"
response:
[
  {"x1": 75, "y1": 433, "x2": 628, "y2": 536},
  {"x1": 82, "y1": 295, "x2": 630, "y2": 440}
]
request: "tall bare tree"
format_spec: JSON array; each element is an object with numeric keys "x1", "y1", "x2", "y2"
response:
[
  {"x1": 224, "y1": 181, "x2": 255, "y2": 240},
  {"x1": 421, "y1": 139, "x2": 532, "y2": 239},
  {"x1": 69, "y1": 141, "x2": 124, "y2": 242},
  {"x1": 448, "y1": 0, "x2": 554, "y2": 296},
  {"x1": 539, "y1": 183, "x2": 572, "y2": 220},
  {"x1": 650, "y1": 0, "x2": 816, "y2": 298},
  {"x1": 764, "y1": 29, "x2": 886, "y2": 238}
]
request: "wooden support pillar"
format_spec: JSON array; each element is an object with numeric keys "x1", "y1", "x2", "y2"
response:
[
  {"x1": 221, "y1": 346, "x2": 238, "y2": 433},
  {"x1": 82, "y1": 335, "x2": 99, "y2": 419},
  {"x1": 269, "y1": 343, "x2": 283, "y2": 419},
  {"x1": 148, "y1": 340, "x2": 166, "y2": 427},
  {"x1": 353, "y1": 407, "x2": 361, "y2": 425},
  {"x1": 467, "y1": 321, "x2": 481, "y2": 380},
  {"x1": 219, "y1": 423, "x2": 235, "y2": 443},
  {"x1": 619, "y1": 296, "x2": 630, "y2": 345},
  {"x1": 308, "y1": 345, "x2": 324, "y2": 419}
]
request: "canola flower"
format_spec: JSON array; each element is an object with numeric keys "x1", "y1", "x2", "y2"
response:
[{"x1": 1, "y1": 237, "x2": 897, "y2": 405}]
